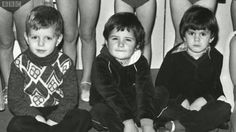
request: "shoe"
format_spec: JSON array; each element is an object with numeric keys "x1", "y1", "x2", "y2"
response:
[{"x1": 80, "y1": 82, "x2": 91, "y2": 102}]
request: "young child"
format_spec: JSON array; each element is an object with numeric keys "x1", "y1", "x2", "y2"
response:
[
  {"x1": 7, "y1": 6, "x2": 91, "y2": 132},
  {"x1": 155, "y1": 6, "x2": 231, "y2": 132},
  {"x1": 170, "y1": 0, "x2": 218, "y2": 46},
  {"x1": 114, "y1": 0, "x2": 156, "y2": 64},
  {"x1": 89, "y1": 12, "x2": 162, "y2": 132}
]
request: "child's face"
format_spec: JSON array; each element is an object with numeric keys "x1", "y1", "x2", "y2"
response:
[
  {"x1": 184, "y1": 29, "x2": 213, "y2": 56},
  {"x1": 25, "y1": 27, "x2": 62, "y2": 58},
  {"x1": 106, "y1": 28, "x2": 137, "y2": 61}
]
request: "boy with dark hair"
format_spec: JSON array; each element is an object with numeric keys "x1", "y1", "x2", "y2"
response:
[
  {"x1": 7, "y1": 5, "x2": 91, "y2": 132},
  {"x1": 155, "y1": 5, "x2": 231, "y2": 132},
  {"x1": 90, "y1": 12, "x2": 162, "y2": 132}
]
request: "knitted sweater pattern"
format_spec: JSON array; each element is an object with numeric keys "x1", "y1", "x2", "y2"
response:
[
  {"x1": 8, "y1": 49, "x2": 77, "y2": 122},
  {"x1": 14, "y1": 51, "x2": 70, "y2": 107}
]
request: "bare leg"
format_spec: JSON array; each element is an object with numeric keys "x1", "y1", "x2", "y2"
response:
[
  {"x1": 0, "y1": 8, "x2": 14, "y2": 110},
  {"x1": 56, "y1": 0, "x2": 79, "y2": 64},
  {"x1": 170, "y1": 0, "x2": 217, "y2": 46},
  {"x1": 231, "y1": 0, "x2": 236, "y2": 30},
  {"x1": 32, "y1": 0, "x2": 44, "y2": 7},
  {"x1": 14, "y1": 0, "x2": 34, "y2": 52},
  {"x1": 230, "y1": 1, "x2": 236, "y2": 131},
  {"x1": 170, "y1": 0, "x2": 192, "y2": 46},
  {"x1": 230, "y1": 35, "x2": 236, "y2": 132},
  {"x1": 77, "y1": 0, "x2": 100, "y2": 102},
  {"x1": 114, "y1": 0, "x2": 134, "y2": 13},
  {"x1": 136, "y1": 0, "x2": 156, "y2": 64}
]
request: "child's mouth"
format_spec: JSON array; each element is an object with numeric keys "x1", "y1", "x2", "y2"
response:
[{"x1": 37, "y1": 49, "x2": 46, "y2": 53}]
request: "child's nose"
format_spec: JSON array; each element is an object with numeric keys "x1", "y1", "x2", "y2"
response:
[
  {"x1": 38, "y1": 39, "x2": 45, "y2": 46},
  {"x1": 118, "y1": 40, "x2": 125, "y2": 47},
  {"x1": 194, "y1": 34, "x2": 200, "y2": 41}
]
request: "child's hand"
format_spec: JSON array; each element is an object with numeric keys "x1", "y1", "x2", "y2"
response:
[
  {"x1": 140, "y1": 118, "x2": 155, "y2": 132},
  {"x1": 189, "y1": 97, "x2": 207, "y2": 111},
  {"x1": 47, "y1": 119, "x2": 58, "y2": 126},
  {"x1": 123, "y1": 119, "x2": 139, "y2": 132},
  {"x1": 217, "y1": 95, "x2": 227, "y2": 102},
  {"x1": 181, "y1": 99, "x2": 190, "y2": 110},
  {"x1": 35, "y1": 115, "x2": 47, "y2": 124}
]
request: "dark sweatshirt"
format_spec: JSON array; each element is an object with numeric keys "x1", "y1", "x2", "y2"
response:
[
  {"x1": 90, "y1": 46, "x2": 157, "y2": 121},
  {"x1": 155, "y1": 44, "x2": 224, "y2": 104}
]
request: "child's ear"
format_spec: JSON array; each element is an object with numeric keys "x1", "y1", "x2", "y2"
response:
[
  {"x1": 209, "y1": 37, "x2": 214, "y2": 43},
  {"x1": 135, "y1": 44, "x2": 140, "y2": 50},
  {"x1": 24, "y1": 32, "x2": 29, "y2": 44},
  {"x1": 105, "y1": 40, "x2": 108, "y2": 46},
  {"x1": 56, "y1": 34, "x2": 63, "y2": 46}
]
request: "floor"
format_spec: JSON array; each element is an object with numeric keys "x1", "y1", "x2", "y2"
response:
[{"x1": 0, "y1": 70, "x2": 231, "y2": 132}]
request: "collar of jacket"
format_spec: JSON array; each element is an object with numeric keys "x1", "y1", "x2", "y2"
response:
[{"x1": 100, "y1": 45, "x2": 141, "y2": 67}]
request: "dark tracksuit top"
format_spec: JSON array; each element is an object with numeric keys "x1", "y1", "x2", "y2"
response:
[{"x1": 90, "y1": 46, "x2": 161, "y2": 122}]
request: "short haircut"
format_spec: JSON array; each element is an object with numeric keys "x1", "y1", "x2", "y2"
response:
[
  {"x1": 179, "y1": 5, "x2": 219, "y2": 47},
  {"x1": 103, "y1": 12, "x2": 145, "y2": 50},
  {"x1": 25, "y1": 5, "x2": 63, "y2": 37}
]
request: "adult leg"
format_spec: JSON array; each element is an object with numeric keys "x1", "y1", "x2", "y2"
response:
[
  {"x1": 230, "y1": 36, "x2": 236, "y2": 132},
  {"x1": 136, "y1": 0, "x2": 156, "y2": 64},
  {"x1": 77, "y1": 0, "x2": 100, "y2": 102},
  {"x1": 0, "y1": 76, "x2": 4, "y2": 111},
  {"x1": 90, "y1": 103, "x2": 123, "y2": 132},
  {"x1": 170, "y1": 0, "x2": 192, "y2": 46},
  {"x1": 14, "y1": 0, "x2": 34, "y2": 52},
  {"x1": 231, "y1": 0, "x2": 236, "y2": 31},
  {"x1": 56, "y1": 0, "x2": 79, "y2": 63},
  {"x1": 114, "y1": 0, "x2": 134, "y2": 13},
  {"x1": 7, "y1": 116, "x2": 49, "y2": 132},
  {"x1": 194, "y1": 0, "x2": 217, "y2": 13},
  {"x1": 32, "y1": 0, "x2": 44, "y2": 7},
  {"x1": 0, "y1": 8, "x2": 14, "y2": 110}
]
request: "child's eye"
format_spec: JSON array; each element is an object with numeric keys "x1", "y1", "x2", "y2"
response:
[
  {"x1": 187, "y1": 31, "x2": 195, "y2": 36},
  {"x1": 111, "y1": 37, "x2": 118, "y2": 40},
  {"x1": 200, "y1": 32, "x2": 206, "y2": 36},
  {"x1": 45, "y1": 36, "x2": 53, "y2": 40},
  {"x1": 30, "y1": 36, "x2": 38, "y2": 39},
  {"x1": 125, "y1": 38, "x2": 132, "y2": 42}
]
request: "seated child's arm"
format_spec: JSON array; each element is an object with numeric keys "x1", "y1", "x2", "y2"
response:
[
  {"x1": 47, "y1": 61, "x2": 78, "y2": 123},
  {"x1": 8, "y1": 62, "x2": 42, "y2": 117},
  {"x1": 135, "y1": 57, "x2": 156, "y2": 120},
  {"x1": 92, "y1": 59, "x2": 134, "y2": 121}
]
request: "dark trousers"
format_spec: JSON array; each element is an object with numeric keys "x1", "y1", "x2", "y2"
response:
[
  {"x1": 7, "y1": 109, "x2": 91, "y2": 132},
  {"x1": 157, "y1": 100, "x2": 231, "y2": 132},
  {"x1": 90, "y1": 103, "x2": 124, "y2": 132}
]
